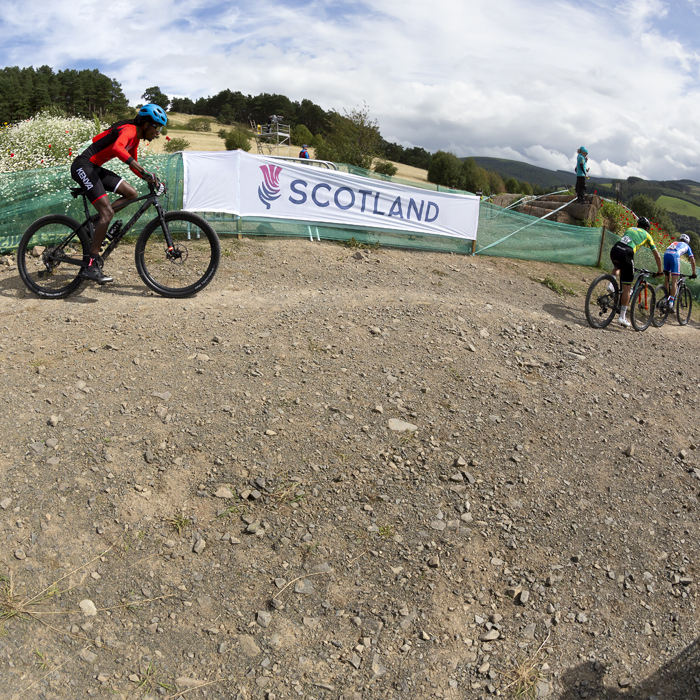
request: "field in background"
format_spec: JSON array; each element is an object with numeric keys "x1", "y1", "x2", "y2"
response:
[{"x1": 657, "y1": 195, "x2": 700, "y2": 220}]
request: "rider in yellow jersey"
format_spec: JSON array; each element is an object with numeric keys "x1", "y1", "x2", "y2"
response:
[{"x1": 609, "y1": 217, "x2": 662, "y2": 327}]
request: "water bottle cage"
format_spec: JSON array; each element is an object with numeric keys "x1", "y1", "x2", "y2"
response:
[{"x1": 105, "y1": 221, "x2": 123, "y2": 241}]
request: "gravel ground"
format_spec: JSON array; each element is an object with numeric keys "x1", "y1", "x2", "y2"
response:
[{"x1": 0, "y1": 235, "x2": 699, "y2": 700}]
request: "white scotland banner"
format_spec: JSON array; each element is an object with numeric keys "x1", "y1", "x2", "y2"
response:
[{"x1": 181, "y1": 150, "x2": 479, "y2": 240}]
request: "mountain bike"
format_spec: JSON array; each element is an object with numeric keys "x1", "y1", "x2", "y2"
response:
[
  {"x1": 653, "y1": 273, "x2": 695, "y2": 327},
  {"x1": 585, "y1": 268, "x2": 657, "y2": 331},
  {"x1": 17, "y1": 182, "x2": 220, "y2": 299}
]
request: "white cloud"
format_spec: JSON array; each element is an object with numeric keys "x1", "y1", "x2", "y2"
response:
[{"x1": 2, "y1": 0, "x2": 700, "y2": 180}]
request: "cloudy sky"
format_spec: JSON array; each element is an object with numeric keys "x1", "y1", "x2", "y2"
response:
[{"x1": 2, "y1": 0, "x2": 700, "y2": 181}]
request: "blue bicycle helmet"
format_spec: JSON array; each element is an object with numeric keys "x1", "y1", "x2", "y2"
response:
[{"x1": 138, "y1": 104, "x2": 168, "y2": 126}]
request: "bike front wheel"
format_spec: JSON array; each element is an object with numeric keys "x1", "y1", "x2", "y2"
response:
[
  {"x1": 630, "y1": 282, "x2": 656, "y2": 331},
  {"x1": 651, "y1": 284, "x2": 670, "y2": 328},
  {"x1": 585, "y1": 274, "x2": 618, "y2": 328},
  {"x1": 676, "y1": 286, "x2": 693, "y2": 326},
  {"x1": 17, "y1": 214, "x2": 89, "y2": 299},
  {"x1": 135, "y1": 211, "x2": 221, "y2": 298}
]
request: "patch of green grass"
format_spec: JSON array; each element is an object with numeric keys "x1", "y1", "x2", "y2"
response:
[
  {"x1": 378, "y1": 524, "x2": 396, "y2": 539},
  {"x1": 34, "y1": 649, "x2": 49, "y2": 671},
  {"x1": 657, "y1": 195, "x2": 700, "y2": 219},
  {"x1": 134, "y1": 661, "x2": 175, "y2": 693},
  {"x1": 216, "y1": 505, "x2": 244, "y2": 519},
  {"x1": 166, "y1": 515, "x2": 191, "y2": 536},
  {"x1": 536, "y1": 275, "x2": 576, "y2": 297},
  {"x1": 448, "y1": 367, "x2": 463, "y2": 381},
  {"x1": 0, "y1": 570, "x2": 60, "y2": 629},
  {"x1": 501, "y1": 635, "x2": 551, "y2": 698},
  {"x1": 343, "y1": 237, "x2": 380, "y2": 250}
]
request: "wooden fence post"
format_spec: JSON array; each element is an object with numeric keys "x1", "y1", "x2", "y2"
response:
[{"x1": 596, "y1": 226, "x2": 606, "y2": 268}]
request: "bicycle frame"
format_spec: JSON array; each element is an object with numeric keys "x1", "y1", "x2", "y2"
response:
[
  {"x1": 630, "y1": 270, "x2": 653, "y2": 313},
  {"x1": 609, "y1": 268, "x2": 653, "y2": 312},
  {"x1": 55, "y1": 186, "x2": 174, "y2": 268},
  {"x1": 663, "y1": 273, "x2": 687, "y2": 299}
]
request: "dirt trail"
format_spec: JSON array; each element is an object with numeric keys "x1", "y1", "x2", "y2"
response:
[{"x1": 0, "y1": 237, "x2": 699, "y2": 700}]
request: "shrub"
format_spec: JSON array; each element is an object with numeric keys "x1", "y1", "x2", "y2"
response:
[
  {"x1": 291, "y1": 124, "x2": 313, "y2": 147},
  {"x1": 427, "y1": 151, "x2": 462, "y2": 189},
  {"x1": 185, "y1": 117, "x2": 211, "y2": 132},
  {"x1": 220, "y1": 129, "x2": 251, "y2": 152},
  {"x1": 0, "y1": 111, "x2": 105, "y2": 173},
  {"x1": 504, "y1": 177, "x2": 520, "y2": 194},
  {"x1": 487, "y1": 170, "x2": 505, "y2": 194},
  {"x1": 163, "y1": 137, "x2": 190, "y2": 153},
  {"x1": 461, "y1": 157, "x2": 490, "y2": 195},
  {"x1": 314, "y1": 104, "x2": 380, "y2": 169},
  {"x1": 374, "y1": 160, "x2": 398, "y2": 177}
]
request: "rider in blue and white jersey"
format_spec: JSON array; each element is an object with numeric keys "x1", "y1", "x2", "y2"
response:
[{"x1": 663, "y1": 234, "x2": 697, "y2": 309}]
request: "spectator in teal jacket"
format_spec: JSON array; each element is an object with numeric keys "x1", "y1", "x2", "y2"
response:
[{"x1": 575, "y1": 146, "x2": 588, "y2": 203}]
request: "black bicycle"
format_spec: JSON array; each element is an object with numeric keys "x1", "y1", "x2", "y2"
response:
[
  {"x1": 585, "y1": 268, "x2": 657, "y2": 331},
  {"x1": 17, "y1": 182, "x2": 220, "y2": 299},
  {"x1": 653, "y1": 273, "x2": 695, "y2": 327}
]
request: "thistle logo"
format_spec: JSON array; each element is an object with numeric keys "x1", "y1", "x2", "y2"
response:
[{"x1": 258, "y1": 164, "x2": 282, "y2": 209}]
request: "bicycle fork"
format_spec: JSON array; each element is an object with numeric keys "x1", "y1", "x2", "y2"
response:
[{"x1": 155, "y1": 201, "x2": 179, "y2": 258}]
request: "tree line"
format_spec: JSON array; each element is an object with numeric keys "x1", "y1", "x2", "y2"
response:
[
  {"x1": 155, "y1": 88, "x2": 431, "y2": 171},
  {"x1": 0, "y1": 66, "x2": 130, "y2": 123}
]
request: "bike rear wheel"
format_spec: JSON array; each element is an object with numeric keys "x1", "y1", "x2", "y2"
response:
[
  {"x1": 135, "y1": 211, "x2": 221, "y2": 298},
  {"x1": 630, "y1": 282, "x2": 655, "y2": 331},
  {"x1": 676, "y1": 285, "x2": 692, "y2": 325},
  {"x1": 585, "y1": 274, "x2": 618, "y2": 328},
  {"x1": 651, "y1": 284, "x2": 670, "y2": 328},
  {"x1": 17, "y1": 214, "x2": 89, "y2": 299}
]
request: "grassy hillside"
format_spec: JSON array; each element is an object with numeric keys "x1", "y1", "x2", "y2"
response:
[
  {"x1": 470, "y1": 156, "x2": 618, "y2": 189},
  {"x1": 657, "y1": 195, "x2": 700, "y2": 219},
  {"x1": 471, "y1": 157, "x2": 575, "y2": 188}
]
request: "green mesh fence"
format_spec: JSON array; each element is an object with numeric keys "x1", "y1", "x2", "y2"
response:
[
  {"x1": 2, "y1": 153, "x2": 699, "y2": 301},
  {"x1": 476, "y1": 200, "x2": 601, "y2": 266}
]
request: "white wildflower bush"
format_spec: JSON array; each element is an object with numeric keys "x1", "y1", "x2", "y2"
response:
[{"x1": 0, "y1": 112, "x2": 104, "y2": 173}]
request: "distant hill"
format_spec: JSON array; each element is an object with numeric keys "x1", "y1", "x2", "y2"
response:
[{"x1": 471, "y1": 157, "x2": 619, "y2": 189}]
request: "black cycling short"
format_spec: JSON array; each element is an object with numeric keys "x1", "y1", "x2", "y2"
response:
[
  {"x1": 610, "y1": 241, "x2": 635, "y2": 285},
  {"x1": 70, "y1": 156, "x2": 123, "y2": 204}
]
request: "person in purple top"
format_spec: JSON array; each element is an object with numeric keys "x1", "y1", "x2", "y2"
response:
[{"x1": 663, "y1": 234, "x2": 697, "y2": 309}]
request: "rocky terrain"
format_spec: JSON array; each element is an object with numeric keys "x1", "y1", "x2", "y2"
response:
[{"x1": 0, "y1": 235, "x2": 699, "y2": 700}]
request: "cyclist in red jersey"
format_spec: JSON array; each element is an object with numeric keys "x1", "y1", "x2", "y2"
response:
[{"x1": 70, "y1": 104, "x2": 168, "y2": 284}]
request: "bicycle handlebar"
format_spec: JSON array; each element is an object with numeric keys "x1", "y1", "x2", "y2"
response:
[{"x1": 148, "y1": 180, "x2": 168, "y2": 197}]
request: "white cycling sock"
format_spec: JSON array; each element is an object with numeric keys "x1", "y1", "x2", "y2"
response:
[{"x1": 619, "y1": 305, "x2": 627, "y2": 320}]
